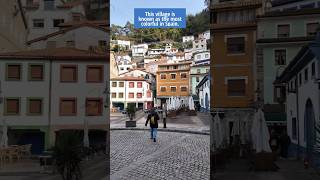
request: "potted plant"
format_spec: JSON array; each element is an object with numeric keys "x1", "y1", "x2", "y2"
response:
[
  {"x1": 125, "y1": 104, "x2": 136, "y2": 127},
  {"x1": 52, "y1": 131, "x2": 83, "y2": 180}
]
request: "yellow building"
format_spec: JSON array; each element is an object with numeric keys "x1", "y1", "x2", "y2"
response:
[
  {"x1": 211, "y1": 0, "x2": 264, "y2": 118},
  {"x1": 156, "y1": 61, "x2": 191, "y2": 104}
]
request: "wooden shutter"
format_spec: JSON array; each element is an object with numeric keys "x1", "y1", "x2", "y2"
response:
[
  {"x1": 30, "y1": 65, "x2": 43, "y2": 80},
  {"x1": 228, "y1": 79, "x2": 245, "y2": 96},
  {"x1": 7, "y1": 65, "x2": 20, "y2": 79},
  {"x1": 60, "y1": 99, "x2": 76, "y2": 115},
  {"x1": 86, "y1": 99, "x2": 101, "y2": 116},
  {"x1": 29, "y1": 99, "x2": 42, "y2": 114},
  {"x1": 6, "y1": 99, "x2": 19, "y2": 114},
  {"x1": 61, "y1": 66, "x2": 77, "y2": 82},
  {"x1": 87, "y1": 66, "x2": 103, "y2": 82}
]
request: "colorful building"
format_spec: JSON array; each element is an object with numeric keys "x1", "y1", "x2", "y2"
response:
[
  {"x1": 211, "y1": 0, "x2": 264, "y2": 126},
  {"x1": 190, "y1": 64, "x2": 210, "y2": 96},
  {"x1": 156, "y1": 61, "x2": 192, "y2": 105},
  {"x1": 257, "y1": 3, "x2": 320, "y2": 127}
]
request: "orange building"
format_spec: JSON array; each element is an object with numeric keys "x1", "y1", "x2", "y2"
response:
[
  {"x1": 211, "y1": 1, "x2": 264, "y2": 117},
  {"x1": 156, "y1": 61, "x2": 192, "y2": 104}
]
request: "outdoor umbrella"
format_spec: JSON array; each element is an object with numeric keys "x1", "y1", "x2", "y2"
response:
[
  {"x1": 83, "y1": 118, "x2": 90, "y2": 148},
  {"x1": 189, "y1": 96, "x2": 195, "y2": 110},
  {"x1": 1, "y1": 119, "x2": 8, "y2": 148},
  {"x1": 251, "y1": 109, "x2": 272, "y2": 153}
]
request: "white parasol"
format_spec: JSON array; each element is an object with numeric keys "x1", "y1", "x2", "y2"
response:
[
  {"x1": 1, "y1": 119, "x2": 8, "y2": 148},
  {"x1": 251, "y1": 109, "x2": 272, "y2": 153},
  {"x1": 83, "y1": 118, "x2": 89, "y2": 148}
]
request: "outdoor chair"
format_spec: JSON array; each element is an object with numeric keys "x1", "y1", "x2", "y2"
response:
[
  {"x1": 20, "y1": 144, "x2": 32, "y2": 158},
  {"x1": 3, "y1": 147, "x2": 20, "y2": 163}
]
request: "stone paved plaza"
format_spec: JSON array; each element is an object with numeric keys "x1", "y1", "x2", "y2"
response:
[{"x1": 110, "y1": 130, "x2": 210, "y2": 180}]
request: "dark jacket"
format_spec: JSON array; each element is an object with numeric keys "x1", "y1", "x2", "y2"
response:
[{"x1": 145, "y1": 111, "x2": 159, "y2": 128}]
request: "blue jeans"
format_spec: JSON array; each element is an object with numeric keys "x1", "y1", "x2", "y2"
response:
[{"x1": 150, "y1": 128, "x2": 157, "y2": 139}]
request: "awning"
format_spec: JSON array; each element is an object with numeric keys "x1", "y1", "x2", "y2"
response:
[{"x1": 265, "y1": 112, "x2": 286, "y2": 124}]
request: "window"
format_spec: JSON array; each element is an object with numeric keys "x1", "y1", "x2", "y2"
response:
[
  {"x1": 6, "y1": 64, "x2": 21, "y2": 81},
  {"x1": 44, "y1": 0, "x2": 55, "y2": 10},
  {"x1": 277, "y1": 24, "x2": 290, "y2": 38},
  {"x1": 111, "y1": 93, "x2": 116, "y2": 98},
  {"x1": 197, "y1": 69, "x2": 201, "y2": 74},
  {"x1": 137, "y1": 93, "x2": 142, "y2": 98},
  {"x1": 181, "y1": 87, "x2": 187, "y2": 92},
  {"x1": 171, "y1": 74, "x2": 176, "y2": 79},
  {"x1": 274, "y1": 86, "x2": 286, "y2": 102},
  {"x1": 27, "y1": 98, "x2": 42, "y2": 115},
  {"x1": 33, "y1": 19, "x2": 44, "y2": 28},
  {"x1": 86, "y1": 98, "x2": 102, "y2": 116},
  {"x1": 66, "y1": 41, "x2": 75, "y2": 48},
  {"x1": 181, "y1": 73, "x2": 187, "y2": 79},
  {"x1": 206, "y1": 69, "x2": 209, "y2": 73},
  {"x1": 119, "y1": 82, "x2": 124, "y2": 87},
  {"x1": 292, "y1": 118, "x2": 297, "y2": 140},
  {"x1": 275, "y1": 49, "x2": 286, "y2": 65},
  {"x1": 173, "y1": 66, "x2": 178, "y2": 69},
  {"x1": 119, "y1": 93, "x2": 124, "y2": 98},
  {"x1": 170, "y1": 87, "x2": 177, "y2": 92},
  {"x1": 196, "y1": 77, "x2": 200, "y2": 82},
  {"x1": 227, "y1": 37, "x2": 245, "y2": 54},
  {"x1": 60, "y1": 65, "x2": 77, "y2": 82},
  {"x1": 112, "y1": 82, "x2": 117, "y2": 87},
  {"x1": 129, "y1": 82, "x2": 134, "y2": 88},
  {"x1": 160, "y1": 87, "x2": 166, "y2": 92},
  {"x1": 306, "y1": 23, "x2": 319, "y2": 36},
  {"x1": 4, "y1": 98, "x2": 20, "y2": 115},
  {"x1": 197, "y1": 55, "x2": 201, "y2": 59},
  {"x1": 137, "y1": 82, "x2": 142, "y2": 88},
  {"x1": 147, "y1": 91, "x2": 151, "y2": 97},
  {"x1": 129, "y1": 93, "x2": 134, "y2": 98},
  {"x1": 205, "y1": 54, "x2": 209, "y2": 58},
  {"x1": 312, "y1": 62, "x2": 316, "y2": 78},
  {"x1": 305, "y1": 68, "x2": 308, "y2": 82},
  {"x1": 60, "y1": 98, "x2": 76, "y2": 116},
  {"x1": 227, "y1": 79, "x2": 246, "y2": 96},
  {"x1": 53, "y1": 19, "x2": 64, "y2": 27},
  {"x1": 87, "y1": 65, "x2": 103, "y2": 82},
  {"x1": 29, "y1": 64, "x2": 44, "y2": 81}
]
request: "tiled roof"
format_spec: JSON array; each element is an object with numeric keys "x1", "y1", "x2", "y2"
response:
[
  {"x1": 0, "y1": 48, "x2": 108, "y2": 61},
  {"x1": 58, "y1": 20, "x2": 108, "y2": 27},
  {"x1": 57, "y1": 1, "x2": 83, "y2": 8},
  {"x1": 212, "y1": 0, "x2": 262, "y2": 11},
  {"x1": 27, "y1": 22, "x2": 108, "y2": 45},
  {"x1": 111, "y1": 76, "x2": 145, "y2": 81}
]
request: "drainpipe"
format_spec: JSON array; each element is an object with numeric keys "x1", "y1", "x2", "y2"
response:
[
  {"x1": 48, "y1": 60, "x2": 53, "y2": 148},
  {"x1": 295, "y1": 75, "x2": 300, "y2": 160}
]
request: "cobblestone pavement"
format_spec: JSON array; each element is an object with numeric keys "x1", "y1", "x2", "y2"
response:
[
  {"x1": 111, "y1": 111, "x2": 211, "y2": 133},
  {"x1": 110, "y1": 130, "x2": 210, "y2": 180}
]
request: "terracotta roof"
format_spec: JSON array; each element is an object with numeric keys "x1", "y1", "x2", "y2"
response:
[
  {"x1": 158, "y1": 61, "x2": 192, "y2": 67},
  {"x1": 58, "y1": 20, "x2": 108, "y2": 27},
  {"x1": 111, "y1": 76, "x2": 145, "y2": 81},
  {"x1": 0, "y1": 48, "x2": 108, "y2": 61},
  {"x1": 27, "y1": 22, "x2": 108, "y2": 45},
  {"x1": 57, "y1": 1, "x2": 82, "y2": 8},
  {"x1": 258, "y1": 8, "x2": 320, "y2": 18},
  {"x1": 212, "y1": 0, "x2": 262, "y2": 11}
]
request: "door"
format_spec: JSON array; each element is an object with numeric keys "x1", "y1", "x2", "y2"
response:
[{"x1": 304, "y1": 99, "x2": 316, "y2": 162}]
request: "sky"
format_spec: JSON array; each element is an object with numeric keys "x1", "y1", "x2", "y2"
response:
[{"x1": 110, "y1": 0, "x2": 207, "y2": 26}]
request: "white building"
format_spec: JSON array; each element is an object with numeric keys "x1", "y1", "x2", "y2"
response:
[
  {"x1": 0, "y1": 48, "x2": 108, "y2": 154},
  {"x1": 23, "y1": 0, "x2": 86, "y2": 41},
  {"x1": 193, "y1": 51, "x2": 210, "y2": 65},
  {"x1": 275, "y1": 35, "x2": 320, "y2": 167},
  {"x1": 199, "y1": 30, "x2": 210, "y2": 40},
  {"x1": 26, "y1": 22, "x2": 108, "y2": 51},
  {"x1": 110, "y1": 77, "x2": 153, "y2": 110},
  {"x1": 117, "y1": 61, "x2": 133, "y2": 75},
  {"x1": 111, "y1": 40, "x2": 131, "y2": 50},
  {"x1": 196, "y1": 74, "x2": 210, "y2": 112},
  {"x1": 132, "y1": 44, "x2": 148, "y2": 57},
  {"x1": 182, "y1": 35, "x2": 194, "y2": 43},
  {"x1": 184, "y1": 49, "x2": 193, "y2": 60},
  {"x1": 193, "y1": 38, "x2": 207, "y2": 53},
  {"x1": 148, "y1": 48, "x2": 165, "y2": 56}
]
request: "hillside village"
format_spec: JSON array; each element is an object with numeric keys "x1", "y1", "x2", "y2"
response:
[{"x1": 110, "y1": 29, "x2": 211, "y2": 113}]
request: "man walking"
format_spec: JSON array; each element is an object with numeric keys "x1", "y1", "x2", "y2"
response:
[{"x1": 145, "y1": 109, "x2": 160, "y2": 142}]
